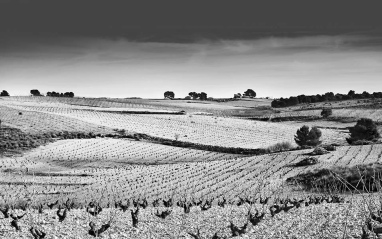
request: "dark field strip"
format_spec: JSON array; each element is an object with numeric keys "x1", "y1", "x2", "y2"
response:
[
  {"x1": 96, "y1": 110, "x2": 186, "y2": 115},
  {"x1": 0, "y1": 181, "x2": 89, "y2": 186},
  {"x1": 25, "y1": 172, "x2": 91, "y2": 177}
]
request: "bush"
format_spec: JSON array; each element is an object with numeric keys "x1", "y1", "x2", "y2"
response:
[
  {"x1": 308, "y1": 147, "x2": 329, "y2": 155},
  {"x1": 323, "y1": 145, "x2": 336, "y2": 151},
  {"x1": 350, "y1": 139, "x2": 374, "y2": 145},
  {"x1": 266, "y1": 141, "x2": 293, "y2": 153},
  {"x1": 287, "y1": 163, "x2": 382, "y2": 192},
  {"x1": 321, "y1": 108, "x2": 333, "y2": 118},
  {"x1": 295, "y1": 157, "x2": 318, "y2": 167},
  {"x1": 294, "y1": 125, "x2": 322, "y2": 147},
  {"x1": 346, "y1": 118, "x2": 380, "y2": 144}
]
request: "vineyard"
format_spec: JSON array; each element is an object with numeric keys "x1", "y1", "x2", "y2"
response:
[
  {"x1": 0, "y1": 106, "x2": 114, "y2": 135},
  {"x1": 3, "y1": 96, "x2": 273, "y2": 117},
  {"x1": 0, "y1": 143, "x2": 381, "y2": 238},
  {"x1": 2, "y1": 144, "x2": 381, "y2": 202},
  {"x1": 23, "y1": 138, "x2": 241, "y2": 165},
  {"x1": 263, "y1": 108, "x2": 382, "y2": 122},
  {"x1": 0, "y1": 99, "x2": 345, "y2": 149},
  {"x1": 1, "y1": 96, "x2": 382, "y2": 238}
]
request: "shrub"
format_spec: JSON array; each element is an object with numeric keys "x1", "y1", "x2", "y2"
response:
[
  {"x1": 308, "y1": 147, "x2": 329, "y2": 155},
  {"x1": 294, "y1": 125, "x2": 322, "y2": 147},
  {"x1": 295, "y1": 157, "x2": 318, "y2": 167},
  {"x1": 351, "y1": 139, "x2": 373, "y2": 145},
  {"x1": 266, "y1": 141, "x2": 293, "y2": 153},
  {"x1": 346, "y1": 118, "x2": 380, "y2": 144},
  {"x1": 287, "y1": 163, "x2": 382, "y2": 192},
  {"x1": 323, "y1": 145, "x2": 336, "y2": 151},
  {"x1": 321, "y1": 108, "x2": 332, "y2": 118}
]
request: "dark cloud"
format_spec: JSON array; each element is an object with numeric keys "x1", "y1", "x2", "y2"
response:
[{"x1": 0, "y1": 0, "x2": 381, "y2": 41}]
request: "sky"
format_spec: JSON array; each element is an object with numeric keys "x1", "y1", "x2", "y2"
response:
[{"x1": 1, "y1": 0, "x2": 382, "y2": 99}]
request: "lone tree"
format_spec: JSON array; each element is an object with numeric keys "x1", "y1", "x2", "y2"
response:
[
  {"x1": 0, "y1": 90, "x2": 9, "y2": 96},
  {"x1": 189, "y1": 92, "x2": 198, "y2": 100},
  {"x1": 294, "y1": 125, "x2": 322, "y2": 147},
  {"x1": 321, "y1": 108, "x2": 333, "y2": 118},
  {"x1": 346, "y1": 118, "x2": 380, "y2": 144},
  {"x1": 30, "y1": 89, "x2": 42, "y2": 96},
  {"x1": 348, "y1": 90, "x2": 356, "y2": 98},
  {"x1": 199, "y1": 92, "x2": 207, "y2": 100},
  {"x1": 244, "y1": 89, "x2": 256, "y2": 98},
  {"x1": 164, "y1": 91, "x2": 175, "y2": 99},
  {"x1": 234, "y1": 93, "x2": 241, "y2": 98}
]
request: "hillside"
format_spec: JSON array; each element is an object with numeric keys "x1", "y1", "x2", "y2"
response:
[{"x1": 0, "y1": 96, "x2": 381, "y2": 239}]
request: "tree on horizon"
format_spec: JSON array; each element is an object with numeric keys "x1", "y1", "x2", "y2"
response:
[
  {"x1": 0, "y1": 90, "x2": 10, "y2": 96},
  {"x1": 30, "y1": 89, "x2": 42, "y2": 96},
  {"x1": 244, "y1": 89, "x2": 256, "y2": 98},
  {"x1": 189, "y1": 92, "x2": 198, "y2": 100},
  {"x1": 164, "y1": 91, "x2": 175, "y2": 99}
]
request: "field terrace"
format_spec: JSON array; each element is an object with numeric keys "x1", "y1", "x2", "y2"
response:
[{"x1": 0, "y1": 96, "x2": 381, "y2": 238}]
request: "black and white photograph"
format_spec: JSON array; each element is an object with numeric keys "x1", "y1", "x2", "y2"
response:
[{"x1": 1, "y1": 0, "x2": 382, "y2": 238}]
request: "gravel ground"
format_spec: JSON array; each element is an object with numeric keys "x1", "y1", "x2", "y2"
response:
[{"x1": 0, "y1": 196, "x2": 377, "y2": 239}]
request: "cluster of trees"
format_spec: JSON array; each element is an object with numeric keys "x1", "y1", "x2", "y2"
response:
[
  {"x1": 294, "y1": 118, "x2": 380, "y2": 148},
  {"x1": 164, "y1": 89, "x2": 257, "y2": 100},
  {"x1": 0, "y1": 90, "x2": 9, "y2": 96},
  {"x1": 30, "y1": 89, "x2": 74, "y2": 97},
  {"x1": 234, "y1": 89, "x2": 256, "y2": 98},
  {"x1": 188, "y1": 92, "x2": 207, "y2": 100},
  {"x1": 47, "y1": 91, "x2": 74, "y2": 97},
  {"x1": 163, "y1": 91, "x2": 208, "y2": 100},
  {"x1": 272, "y1": 90, "x2": 382, "y2": 108}
]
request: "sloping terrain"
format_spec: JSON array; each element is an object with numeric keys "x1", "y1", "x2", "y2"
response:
[
  {"x1": 2, "y1": 144, "x2": 382, "y2": 204},
  {"x1": 2, "y1": 102, "x2": 344, "y2": 149},
  {"x1": 1, "y1": 96, "x2": 381, "y2": 238}
]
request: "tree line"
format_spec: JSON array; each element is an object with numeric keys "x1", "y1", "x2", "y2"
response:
[
  {"x1": 234, "y1": 89, "x2": 256, "y2": 98},
  {"x1": 46, "y1": 91, "x2": 74, "y2": 97},
  {"x1": 30, "y1": 89, "x2": 74, "y2": 97},
  {"x1": 164, "y1": 91, "x2": 208, "y2": 100},
  {"x1": 164, "y1": 89, "x2": 257, "y2": 100},
  {"x1": 271, "y1": 90, "x2": 382, "y2": 108}
]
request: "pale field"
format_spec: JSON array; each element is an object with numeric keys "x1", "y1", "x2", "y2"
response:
[
  {"x1": 3, "y1": 96, "x2": 274, "y2": 117},
  {"x1": 2, "y1": 144, "x2": 382, "y2": 205},
  {"x1": 1, "y1": 97, "x2": 181, "y2": 113},
  {"x1": 0, "y1": 199, "x2": 368, "y2": 239},
  {"x1": 1, "y1": 96, "x2": 382, "y2": 238},
  {"x1": 4, "y1": 96, "x2": 160, "y2": 109},
  {"x1": 147, "y1": 98, "x2": 272, "y2": 109},
  {"x1": 281, "y1": 98, "x2": 381, "y2": 111},
  {"x1": 21, "y1": 138, "x2": 240, "y2": 165},
  {"x1": 277, "y1": 120, "x2": 354, "y2": 129},
  {"x1": 0, "y1": 105, "x2": 114, "y2": 135},
  {"x1": 146, "y1": 100, "x2": 247, "y2": 110},
  {"x1": 2, "y1": 102, "x2": 345, "y2": 149},
  {"x1": 266, "y1": 108, "x2": 382, "y2": 122},
  {"x1": 0, "y1": 143, "x2": 380, "y2": 238}
]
